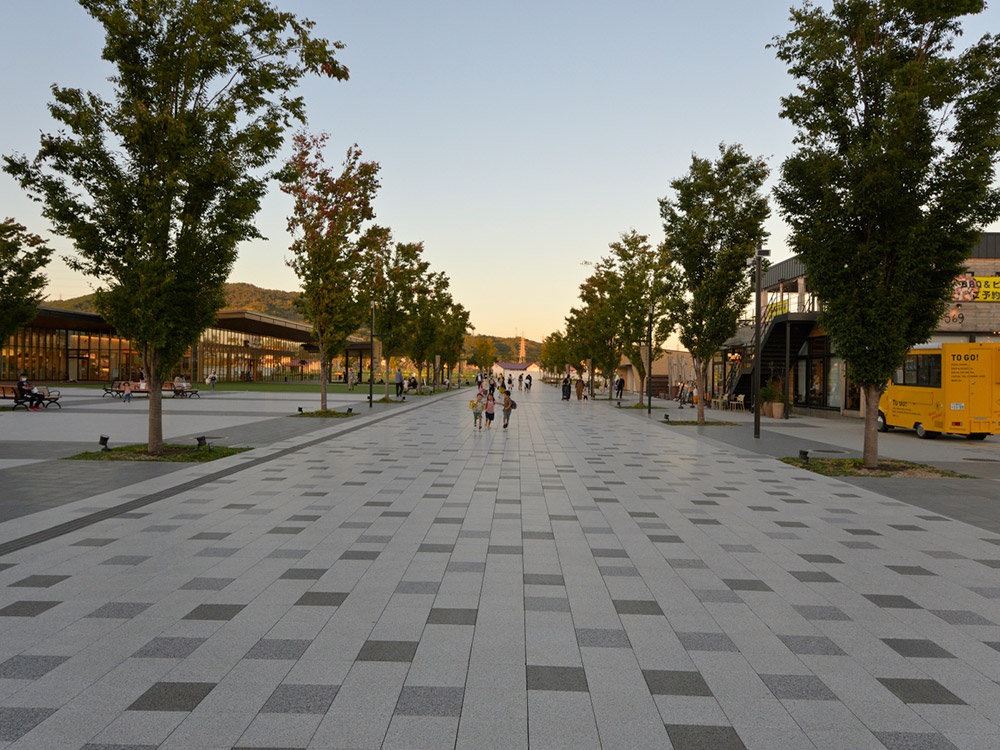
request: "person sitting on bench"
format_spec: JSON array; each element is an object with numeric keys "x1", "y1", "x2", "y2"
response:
[{"x1": 16, "y1": 373, "x2": 45, "y2": 410}]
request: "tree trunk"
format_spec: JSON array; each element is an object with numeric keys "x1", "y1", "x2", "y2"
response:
[
  {"x1": 696, "y1": 360, "x2": 707, "y2": 425},
  {"x1": 318, "y1": 335, "x2": 328, "y2": 411},
  {"x1": 384, "y1": 354, "x2": 391, "y2": 401},
  {"x1": 146, "y1": 351, "x2": 164, "y2": 454},
  {"x1": 862, "y1": 383, "x2": 881, "y2": 469}
]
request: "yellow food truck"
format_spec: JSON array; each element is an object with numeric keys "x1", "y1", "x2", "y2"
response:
[{"x1": 877, "y1": 342, "x2": 1000, "y2": 439}]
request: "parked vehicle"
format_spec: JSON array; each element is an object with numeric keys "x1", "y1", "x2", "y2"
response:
[{"x1": 878, "y1": 342, "x2": 1000, "y2": 439}]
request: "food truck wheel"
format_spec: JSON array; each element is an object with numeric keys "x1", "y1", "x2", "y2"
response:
[
  {"x1": 967, "y1": 432, "x2": 989, "y2": 440},
  {"x1": 914, "y1": 423, "x2": 939, "y2": 439},
  {"x1": 877, "y1": 411, "x2": 890, "y2": 432}
]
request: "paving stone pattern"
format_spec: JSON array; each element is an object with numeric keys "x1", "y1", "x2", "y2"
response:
[{"x1": 1, "y1": 387, "x2": 1000, "y2": 748}]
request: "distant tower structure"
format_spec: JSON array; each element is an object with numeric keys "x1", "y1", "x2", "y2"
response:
[{"x1": 518, "y1": 331, "x2": 526, "y2": 364}]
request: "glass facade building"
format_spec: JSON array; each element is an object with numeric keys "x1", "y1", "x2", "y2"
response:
[{"x1": 1, "y1": 307, "x2": 321, "y2": 383}]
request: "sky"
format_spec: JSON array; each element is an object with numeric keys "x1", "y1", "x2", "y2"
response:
[{"x1": 2, "y1": 1, "x2": 999, "y2": 342}]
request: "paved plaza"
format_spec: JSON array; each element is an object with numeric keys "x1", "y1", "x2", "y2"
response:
[{"x1": 1, "y1": 386, "x2": 1000, "y2": 748}]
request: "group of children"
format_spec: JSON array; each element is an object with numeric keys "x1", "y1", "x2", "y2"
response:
[{"x1": 469, "y1": 373, "x2": 523, "y2": 430}]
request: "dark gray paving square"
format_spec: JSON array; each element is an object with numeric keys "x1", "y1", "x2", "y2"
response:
[
  {"x1": 0, "y1": 600, "x2": 60, "y2": 617},
  {"x1": 648, "y1": 534, "x2": 683, "y2": 543},
  {"x1": 721, "y1": 544, "x2": 759, "y2": 553},
  {"x1": 0, "y1": 654, "x2": 68, "y2": 679},
  {"x1": 195, "y1": 547, "x2": 238, "y2": 557},
  {"x1": 224, "y1": 503, "x2": 255, "y2": 509},
  {"x1": 523, "y1": 573, "x2": 564, "y2": 586},
  {"x1": 665, "y1": 724, "x2": 745, "y2": 750},
  {"x1": 8, "y1": 574, "x2": 70, "y2": 588},
  {"x1": 864, "y1": 594, "x2": 921, "y2": 609},
  {"x1": 889, "y1": 524, "x2": 925, "y2": 532},
  {"x1": 356, "y1": 640, "x2": 419, "y2": 662},
  {"x1": 526, "y1": 665, "x2": 589, "y2": 692},
  {"x1": 845, "y1": 528, "x2": 882, "y2": 536},
  {"x1": 842, "y1": 540, "x2": 879, "y2": 549},
  {"x1": 549, "y1": 514, "x2": 577, "y2": 521},
  {"x1": 268, "y1": 526, "x2": 304, "y2": 535},
  {"x1": 358, "y1": 534, "x2": 392, "y2": 544},
  {"x1": 676, "y1": 632, "x2": 738, "y2": 653},
  {"x1": 886, "y1": 565, "x2": 936, "y2": 577},
  {"x1": 288, "y1": 515, "x2": 320, "y2": 522},
  {"x1": 295, "y1": 591, "x2": 348, "y2": 607},
  {"x1": 874, "y1": 732, "x2": 959, "y2": 750},
  {"x1": 525, "y1": 596, "x2": 571, "y2": 613},
  {"x1": 395, "y1": 686, "x2": 465, "y2": 717},
  {"x1": 969, "y1": 586, "x2": 1000, "y2": 599},
  {"x1": 591, "y1": 548, "x2": 629, "y2": 559},
  {"x1": 760, "y1": 673, "x2": 837, "y2": 700},
  {"x1": 488, "y1": 545, "x2": 523, "y2": 555},
  {"x1": 127, "y1": 681, "x2": 216, "y2": 711},
  {"x1": 576, "y1": 628, "x2": 630, "y2": 648},
  {"x1": 643, "y1": 669, "x2": 712, "y2": 696},
  {"x1": 260, "y1": 684, "x2": 340, "y2": 714},
  {"x1": 600, "y1": 565, "x2": 640, "y2": 577},
  {"x1": 268, "y1": 549, "x2": 308, "y2": 559},
  {"x1": 792, "y1": 604, "x2": 849, "y2": 621},
  {"x1": 975, "y1": 558, "x2": 1000, "y2": 569},
  {"x1": 426, "y1": 608, "x2": 478, "y2": 625},
  {"x1": 133, "y1": 637, "x2": 207, "y2": 658},
  {"x1": 789, "y1": 571, "x2": 839, "y2": 583},
  {"x1": 87, "y1": 601, "x2": 152, "y2": 619},
  {"x1": 613, "y1": 599, "x2": 664, "y2": 616},
  {"x1": 0, "y1": 563, "x2": 15, "y2": 572},
  {"x1": 877, "y1": 677, "x2": 965, "y2": 705},
  {"x1": 246, "y1": 638, "x2": 311, "y2": 660},
  {"x1": 799, "y1": 554, "x2": 843, "y2": 564},
  {"x1": 723, "y1": 579, "x2": 773, "y2": 592},
  {"x1": 689, "y1": 518, "x2": 721, "y2": 526},
  {"x1": 522, "y1": 531, "x2": 554, "y2": 540},
  {"x1": 340, "y1": 521, "x2": 372, "y2": 529},
  {"x1": 418, "y1": 543, "x2": 454, "y2": 553},
  {"x1": 143, "y1": 524, "x2": 180, "y2": 532},
  {"x1": 101, "y1": 555, "x2": 151, "y2": 566},
  {"x1": 668, "y1": 558, "x2": 709, "y2": 570},
  {"x1": 447, "y1": 561, "x2": 485, "y2": 573},
  {"x1": 279, "y1": 568, "x2": 326, "y2": 580},
  {"x1": 930, "y1": 609, "x2": 994, "y2": 626},
  {"x1": 0, "y1": 707, "x2": 57, "y2": 741},
  {"x1": 183, "y1": 603, "x2": 245, "y2": 621},
  {"x1": 778, "y1": 635, "x2": 846, "y2": 656},
  {"x1": 776, "y1": 521, "x2": 808, "y2": 528},
  {"x1": 340, "y1": 550, "x2": 380, "y2": 560},
  {"x1": 693, "y1": 589, "x2": 742, "y2": 604},
  {"x1": 189, "y1": 532, "x2": 230, "y2": 541},
  {"x1": 180, "y1": 577, "x2": 234, "y2": 591},
  {"x1": 71, "y1": 537, "x2": 117, "y2": 547},
  {"x1": 396, "y1": 581, "x2": 439, "y2": 594},
  {"x1": 881, "y1": 638, "x2": 955, "y2": 659},
  {"x1": 924, "y1": 550, "x2": 965, "y2": 560},
  {"x1": 435, "y1": 517, "x2": 464, "y2": 524}
]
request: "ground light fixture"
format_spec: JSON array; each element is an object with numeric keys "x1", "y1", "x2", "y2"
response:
[
  {"x1": 799, "y1": 449, "x2": 810, "y2": 463},
  {"x1": 297, "y1": 407, "x2": 303, "y2": 413},
  {"x1": 99, "y1": 434, "x2": 110, "y2": 451},
  {"x1": 195, "y1": 436, "x2": 209, "y2": 450},
  {"x1": 346, "y1": 407, "x2": 353, "y2": 414},
  {"x1": 663, "y1": 413, "x2": 670, "y2": 422}
]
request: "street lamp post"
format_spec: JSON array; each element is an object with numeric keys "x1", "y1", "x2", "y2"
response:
[
  {"x1": 752, "y1": 244, "x2": 768, "y2": 438},
  {"x1": 369, "y1": 300, "x2": 374, "y2": 409},
  {"x1": 647, "y1": 303, "x2": 654, "y2": 416}
]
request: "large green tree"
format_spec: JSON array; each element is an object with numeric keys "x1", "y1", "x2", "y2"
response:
[
  {"x1": 540, "y1": 330, "x2": 578, "y2": 376},
  {"x1": 565, "y1": 260, "x2": 621, "y2": 398},
  {"x1": 359, "y1": 227, "x2": 430, "y2": 400},
  {"x1": 602, "y1": 230, "x2": 676, "y2": 404},
  {"x1": 281, "y1": 133, "x2": 380, "y2": 411},
  {"x1": 408, "y1": 271, "x2": 452, "y2": 389},
  {"x1": 772, "y1": 0, "x2": 1000, "y2": 466},
  {"x1": 469, "y1": 336, "x2": 498, "y2": 373},
  {"x1": 4, "y1": 0, "x2": 346, "y2": 452},
  {"x1": 0, "y1": 219, "x2": 53, "y2": 356},
  {"x1": 660, "y1": 143, "x2": 770, "y2": 424}
]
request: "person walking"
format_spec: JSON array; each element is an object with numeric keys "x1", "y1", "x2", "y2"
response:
[
  {"x1": 209, "y1": 371, "x2": 217, "y2": 391},
  {"x1": 395, "y1": 367, "x2": 404, "y2": 398},
  {"x1": 502, "y1": 391, "x2": 515, "y2": 430},
  {"x1": 518, "y1": 374, "x2": 523, "y2": 391},
  {"x1": 471, "y1": 393, "x2": 484, "y2": 430},
  {"x1": 122, "y1": 380, "x2": 132, "y2": 404},
  {"x1": 484, "y1": 393, "x2": 496, "y2": 429},
  {"x1": 525, "y1": 374, "x2": 532, "y2": 391},
  {"x1": 561, "y1": 375, "x2": 571, "y2": 401},
  {"x1": 615, "y1": 375, "x2": 624, "y2": 399},
  {"x1": 575, "y1": 377, "x2": 584, "y2": 400}
]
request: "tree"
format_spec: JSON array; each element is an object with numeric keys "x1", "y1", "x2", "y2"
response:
[
  {"x1": 566, "y1": 260, "x2": 623, "y2": 398},
  {"x1": 660, "y1": 143, "x2": 770, "y2": 424},
  {"x1": 437, "y1": 301, "x2": 472, "y2": 385},
  {"x1": 470, "y1": 336, "x2": 498, "y2": 373},
  {"x1": 602, "y1": 230, "x2": 676, "y2": 403},
  {"x1": 359, "y1": 227, "x2": 429, "y2": 400},
  {"x1": 0, "y1": 219, "x2": 53, "y2": 357},
  {"x1": 772, "y1": 0, "x2": 1000, "y2": 467},
  {"x1": 408, "y1": 271, "x2": 451, "y2": 388},
  {"x1": 540, "y1": 330, "x2": 575, "y2": 375},
  {"x1": 281, "y1": 134, "x2": 380, "y2": 411},
  {"x1": 4, "y1": 0, "x2": 346, "y2": 452}
]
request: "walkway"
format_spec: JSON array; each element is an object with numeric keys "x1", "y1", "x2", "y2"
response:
[{"x1": 1, "y1": 386, "x2": 999, "y2": 748}]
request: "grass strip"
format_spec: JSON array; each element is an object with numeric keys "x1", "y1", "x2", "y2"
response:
[
  {"x1": 67, "y1": 443, "x2": 250, "y2": 462},
  {"x1": 293, "y1": 409, "x2": 357, "y2": 418},
  {"x1": 780, "y1": 456, "x2": 971, "y2": 478}
]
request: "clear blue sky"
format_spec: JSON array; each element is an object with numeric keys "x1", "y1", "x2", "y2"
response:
[{"x1": 2, "y1": 1, "x2": 998, "y2": 342}]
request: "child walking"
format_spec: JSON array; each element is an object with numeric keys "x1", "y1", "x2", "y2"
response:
[
  {"x1": 484, "y1": 394, "x2": 496, "y2": 429},
  {"x1": 122, "y1": 381, "x2": 132, "y2": 404},
  {"x1": 471, "y1": 393, "x2": 484, "y2": 430}
]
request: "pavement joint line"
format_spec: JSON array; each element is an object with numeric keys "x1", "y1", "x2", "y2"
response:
[{"x1": 0, "y1": 390, "x2": 458, "y2": 558}]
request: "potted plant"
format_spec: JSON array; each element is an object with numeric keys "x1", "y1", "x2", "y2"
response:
[{"x1": 759, "y1": 380, "x2": 783, "y2": 418}]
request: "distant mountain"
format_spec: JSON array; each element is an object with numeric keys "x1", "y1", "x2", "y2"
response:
[
  {"x1": 464, "y1": 333, "x2": 542, "y2": 363},
  {"x1": 46, "y1": 282, "x2": 305, "y2": 323}
]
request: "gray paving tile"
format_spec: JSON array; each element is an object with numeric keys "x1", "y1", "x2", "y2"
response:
[
  {"x1": 664, "y1": 723, "x2": 746, "y2": 750},
  {"x1": 881, "y1": 639, "x2": 955, "y2": 659},
  {"x1": 576, "y1": 628, "x2": 631, "y2": 648},
  {"x1": 394, "y1": 686, "x2": 464, "y2": 716},
  {"x1": 873, "y1": 731, "x2": 960, "y2": 750},
  {"x1": 777, "y1": 634, "x2": 846, "y2": 656},
  {"x1": 525, "y1": 596, "x2": 571, "y2": 613},
  {"x1": 886, "y1": 565, "x2": 936, "y2": 576},
  {"x1": 643, "y1": 670, "x2": 713, "y2": 696},
  {"x1": 180, "y1": 577, "x2": 235, "y2": 590},
  {"x1": 792, "y1": 604, "x2": 849, "y2": 621},
  {"x1": 126, "y1": 681, "x2": 216, "y2": 711},
  {"x1": 613, "y1": 599, "x2": 664, "y2": 616},
  {"x1": 526, "y1": 665, "x2": 589, "y2": 692},
  {"x1": 294, "y1": 591, "x2": 348, "y2": 606},
  {"x1": 760, "y1": 673, "x2": 837, "y2": 700},
  {"x1": 0, "y1": 600, "x2": 60, "y2": 617},
  {"x1": 723, "y1": 579, "x2": 773, "y2": 592},
  {"x1": 101, "y1": 555, "x2": 151, "y2": 565},
  {"x1": 693, "y1": 589, "x2": 743, "y2": 604},
  {"x1": 279, "y1": 568, "x2": 326, "y2": 580},
  {"x1": 246, "y1": 638, "x2": 311, "y2": 660},
  {"x1": 71, "y1": 537, "x2": 118, "y2": 546},
  {"x1": 0, "y1": 654, "x2": 68, "y2": 679},
  {"x1": 261, "y1": 683, "x2": 339, "y2": 714},
  {"x1": 877, "y1": 678, "x2": 965, "y2": 705},
  {"x1": 183, "y1": 603, "x2": 245, "y2": 620},
  {"x1": 426, "y1": 608, "x2": 478, "y2": 625},
  {"x1": 356, "y1": 640, "x2": 419, "y2": 662},
  {"x1": 87, "y1": 601, "x2": 152, "y2": 619},
  {"x1": 864, "y1": 594, "x2": 922, "y2": 609},
  {"x1": 133, "y1": 637, "x2": 207, "y2": 658},
  {"x1": 0, "y1": 706, "x2": 57, "y2": 741},
  {"x1": 677, "y1": 632, "x2": 739, "y2": 653},
  {"x1": 789, "y1": 570, "x2": 838, "y2": 583},
  {"x1": 8, "y1": 574, "x2": 70, "y2": 588},
  {"x1": 396, "y1": 581, "x2": 440, "y2": 594},
  {"x1": 930, "y1": 609, "x2": 995, "y2": 626},
  {"x1": 524, "y1": 573, "x2": 565, "y2": 586}
]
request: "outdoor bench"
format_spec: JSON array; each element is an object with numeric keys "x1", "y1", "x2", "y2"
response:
[{"x1": 0, "y1": 384, "x2": 60, "y2": 409}]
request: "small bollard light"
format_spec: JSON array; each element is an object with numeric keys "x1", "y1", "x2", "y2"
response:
[
  {"x1": 663, "y1": 413, "x2": 670, "y2": 422},
  {"x1": 346, "y1": 407, "x2": 353, "y2": 414},
  {"x1": 99, "y1": 434, "x2": 110, "y2": 452},
  {"x1": 616, "y1": 400, "x2": 621, "y2": 407},
  {"x1": 195, "y1": 436, "x2": 209, "y2": 450},
  {"x1": 799, "y1": 449, "x2": 810, "y2": 463},
  {"x1": 297, "y1": 406, "x2": 303, "y2": 413},
  {"x1": 402, "y1": 395, "x2": 406, "y2": 401}
]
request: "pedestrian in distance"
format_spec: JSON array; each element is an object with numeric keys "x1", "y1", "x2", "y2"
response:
[
  {"x1": 209, "y1": 371, "x2": 217, "y2": 391},
  {"x1": 518, "y1": 373, "x2": 523, "y2": 390},
  {"x1": 575, "y1": 377, "x2": 584, "y2": 400},
  {"x1": 484, "y1": 393, "x2": 496, "y2": 429},
  {"x1": 615, "y1": 375, "x2": 625, "y2": 399},
  {"x1": 525, "y1": 373, "x2": 532, "y2": 391},
  {"x1": 471, "y1": 393, "x2": 484, "y2": 430},
  {"x1": 561, "y1": 375, "x2": 571, "y2": 401},
  {"x1": 395, "y1": 367, "x2": 404, "y2": 398},
  {"x1": 122, "y1": 381, "x2": 132, "y2": 404}
]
